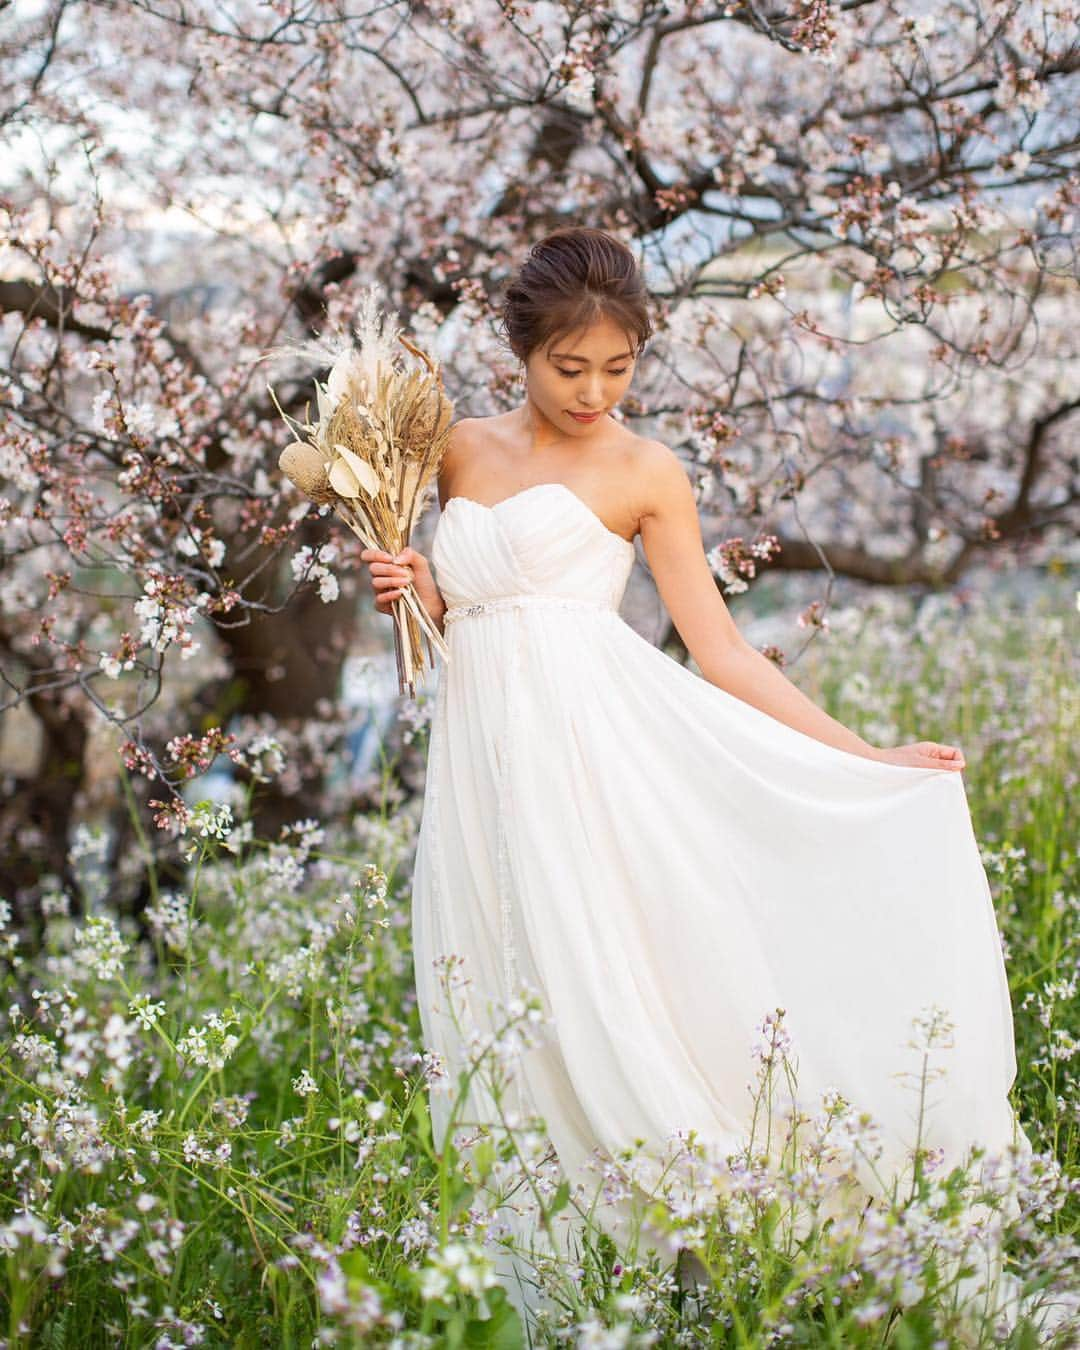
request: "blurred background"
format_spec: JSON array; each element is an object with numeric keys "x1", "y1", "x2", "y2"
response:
[{"x1": 1, "y1": 0, "x2": 1076, "y2": 917}]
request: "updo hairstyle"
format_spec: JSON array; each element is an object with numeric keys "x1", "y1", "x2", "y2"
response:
[{"x1": 498, "y1": 226, "x2": 653, "y2": 365}]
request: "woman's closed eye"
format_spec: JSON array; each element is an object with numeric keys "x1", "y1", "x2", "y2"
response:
[{"x1": 556, "y1": 368, "x2": 628, "y2": 378}]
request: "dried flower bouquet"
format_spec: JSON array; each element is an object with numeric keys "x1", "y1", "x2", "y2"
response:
[{"x1": 262, "y1": 286, "x2": 453, "y2": 697}]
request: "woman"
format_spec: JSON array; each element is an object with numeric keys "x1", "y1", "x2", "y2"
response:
[{"x1": 361, "y1": 227, "x2": 1028, "y2": 1325}]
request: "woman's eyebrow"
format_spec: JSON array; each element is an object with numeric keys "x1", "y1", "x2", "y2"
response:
[{"x1": 550, "y1": 348, "x2": 634, "y2": 363}]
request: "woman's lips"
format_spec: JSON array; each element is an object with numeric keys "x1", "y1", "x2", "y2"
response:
[{"x1": 568, "y1": 410, "x2": 601, "y2": 422}]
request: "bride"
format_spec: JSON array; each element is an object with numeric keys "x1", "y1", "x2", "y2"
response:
[{"x1": 360, "y1": 226, "x2": 1031, "y2": 1331}]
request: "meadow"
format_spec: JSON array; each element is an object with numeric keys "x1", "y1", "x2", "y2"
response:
[{"x1": 1, "y1": 575, "x2": 1076, "y2": 1348}]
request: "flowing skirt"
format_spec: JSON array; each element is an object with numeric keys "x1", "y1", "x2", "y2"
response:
[{"x1": 411, "y1": 605, "x2": 1031, "y2": 1328}]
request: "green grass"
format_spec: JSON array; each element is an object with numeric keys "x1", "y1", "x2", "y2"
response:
[{"x1": 0, "y1": 578, "x2": 1076, "y2": 1347}]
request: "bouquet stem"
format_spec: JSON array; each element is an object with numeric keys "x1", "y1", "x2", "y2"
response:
[{"x1": 332, "y1": 501, "x2": 449, "y2": 697}]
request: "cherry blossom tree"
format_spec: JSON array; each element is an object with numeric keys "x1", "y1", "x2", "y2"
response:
[{"x1": 1, "y1": 0, "x2": 1077, "y2": 907}]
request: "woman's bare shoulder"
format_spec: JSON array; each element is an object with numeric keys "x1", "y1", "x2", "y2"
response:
[
  {"x1": 437, "y1": 415, "x2": 514, "y2": 503},
  {"x1": 438, "y1": 417, "x2": 486, "y2": 506},
  {"x1": 444, "y1": 413, "x2": 505, "y2": 450},
  {"x1": 450, "y1": 412, "x2": 510, "y2": 444},
  {"x1": 619, "y1": 433, "x2": 690, "y2": 527}
]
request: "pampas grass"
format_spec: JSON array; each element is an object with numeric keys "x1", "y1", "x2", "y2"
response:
[{"x1": 261, "y1": 284, "x2": 454, "y2": 696}]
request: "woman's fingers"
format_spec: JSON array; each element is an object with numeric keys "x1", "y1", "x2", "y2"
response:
[
  {"x1": 879, "y1": 740, "x2": 966, "y2": 771},
  {"x1": 922, "y1": 741, "x2": 965, "y2": 769},
  {"x1": 373, "y1": 576, "x2": 408, "y2": 609},
  {"x1": 361, "y1": 547, "x2": 413, "y2": 594},
  {"x1": 360, "y1": 546, "x2": 431, "y2": 615}
]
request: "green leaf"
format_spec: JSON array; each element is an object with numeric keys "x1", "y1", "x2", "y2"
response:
[
  {"x1": 408, "y1": 1090, "x2": 434, "y2": 1159},
  {"x1": 462, "y1": 1289, "x2": 525, "y2": 1348},
  {"x1": 548, "y1": 1179, "x2": 571, "y2": 1216},
  {"x1": 338, "y1": 1247, "x2": 372, "y2": 1280},
  {"x1": 472, "y1": 1136, "x2": 496, "y2": 1180}
]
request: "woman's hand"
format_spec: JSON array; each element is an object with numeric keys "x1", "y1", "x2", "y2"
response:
[
  {"x1": 359, "y1": 545, "x2": 445, "y2": 624},
  {"x1": 873, "y1": 740, "x2": 966, "y2": 772}
]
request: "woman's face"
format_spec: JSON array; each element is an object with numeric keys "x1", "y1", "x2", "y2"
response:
[{"x1": 524, "y1": 314, "x2": 637, "y2": 436}]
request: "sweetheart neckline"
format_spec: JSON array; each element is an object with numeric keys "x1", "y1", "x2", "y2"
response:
[{"x1": 442, "y1": 482, "x2": 637, "y2": 553}]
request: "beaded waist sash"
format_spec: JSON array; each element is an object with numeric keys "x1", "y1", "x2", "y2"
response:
[{"x1": 443, "y1": 592, "x2": 616, "y2": 625}]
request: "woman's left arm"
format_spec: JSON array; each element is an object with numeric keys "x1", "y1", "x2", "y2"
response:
[{"x1": 636, "y1": 443, "x2": 964, "y2": 771}]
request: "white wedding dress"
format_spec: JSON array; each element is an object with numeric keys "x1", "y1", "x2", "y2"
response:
[{"x1": 409, "y1": 481, "x2": 1031, "y2": 1326}]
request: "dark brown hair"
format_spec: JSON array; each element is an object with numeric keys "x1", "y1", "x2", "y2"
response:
[{"x1": 499, "y1": 226, "x2": 653, "y2": 365}]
